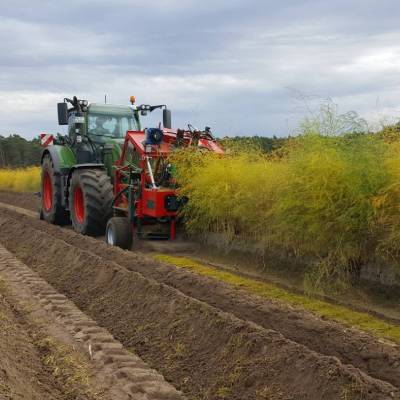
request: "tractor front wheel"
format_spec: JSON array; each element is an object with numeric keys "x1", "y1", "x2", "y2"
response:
[
  {"x1": 106, "y1": 217, "x2": 133, "y2": 249},
  {"x1": 41, "y1": 154, "x2": 69, "y2": 225},
  {"x1": 69, "y1": 169, "x2": 113, "y2": 236}
]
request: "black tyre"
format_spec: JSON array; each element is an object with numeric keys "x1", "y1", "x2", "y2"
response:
[
  {"x1": 106, "y1": 217, "x2": 133, "y2": 249},
  {"x1": 69, "y1": 169, "x2": 113, "y2": 236},
  {"x1": 41, "y1": 154, "x2": 69, "y2": 225}
]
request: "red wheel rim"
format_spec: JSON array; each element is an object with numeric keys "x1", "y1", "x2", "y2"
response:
[
  {"x1": 42, "y1": 171, "x2": 53, "y2": 211},
  {"x1": 73, "y1": 186, "x2": 85, "y2": 224}
]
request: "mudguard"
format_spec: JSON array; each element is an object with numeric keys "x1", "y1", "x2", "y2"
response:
[{"x1": 41, "y1": 145, "x2": 76, "y2": 174}]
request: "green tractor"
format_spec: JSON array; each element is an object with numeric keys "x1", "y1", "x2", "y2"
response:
[{"x1": 40, "y1": 95, "x2": 172, "y2": 236}]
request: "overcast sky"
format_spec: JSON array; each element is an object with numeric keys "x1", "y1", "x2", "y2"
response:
[{"x1": 1, "y1": 0, "x2": 400, "y2": 139}]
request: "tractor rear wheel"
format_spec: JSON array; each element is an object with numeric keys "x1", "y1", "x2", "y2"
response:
[
  {"x1": 69, "y1": 169, "x2": 113, "y2": 236},
  {"x1": 106, "y1": 217, "x2": 133, "y2": 249},
  {"x1": 41, "y1": 154, "x2": 69, "y2": 225}
]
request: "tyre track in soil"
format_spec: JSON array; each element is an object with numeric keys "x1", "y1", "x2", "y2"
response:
[
  {"x1": 0, "y1": 207, "x2": 398, "y2": 399},
  {"x1": 1, "y1": 200, "x2": 400, "y2": 392},
  {"x1": 0, "y1": 277, "x2": 66, "y2": 400},
  {"x1": 0, "y1": 244, "x2": 184, "y2": 400}
]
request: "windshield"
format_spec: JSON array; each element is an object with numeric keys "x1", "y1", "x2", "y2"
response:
[{"x1": 88, "y1": 112, "x2": 139, "y2": 138}]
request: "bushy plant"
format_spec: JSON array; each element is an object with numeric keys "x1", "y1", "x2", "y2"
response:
[
  {"x1": 171, "y1": 104, "x2": 400, "y2": 291},
  {"x1": 0, "y1": 166, "x2": 40, "y2": 192},
  {"x1": 170, "y1": 147, "x2": 282, "y2": 243},
  {"x1": 371, "y1": 140, "x2": 400, "y2": 260},
  {"x1": 270, "y1": 134, "x2": 389, "y2": 291}
]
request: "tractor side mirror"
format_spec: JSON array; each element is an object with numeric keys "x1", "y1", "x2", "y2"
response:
[
  {"x1": 57, "y1": 102, "x2": 68, "y2": 125},
  {"x1": 163, "y1": 108, "x2": 172, "y2": 129}
]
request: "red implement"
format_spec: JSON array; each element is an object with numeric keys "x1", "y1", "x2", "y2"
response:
[{"x1": 112, "y1": 128, "x2": 223, "y2": 240}]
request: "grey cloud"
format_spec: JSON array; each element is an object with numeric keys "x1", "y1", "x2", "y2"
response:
[{"x1": 1, "y1": 0, "x2": 400, "y2": 139}]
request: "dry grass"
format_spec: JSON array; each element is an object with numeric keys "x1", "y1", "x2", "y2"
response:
[{"x1": 37, "y1": 336, "x2": 92, "y2": 398}]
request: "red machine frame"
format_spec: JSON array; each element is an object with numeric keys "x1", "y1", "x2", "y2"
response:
[{"x1": 113, "y1": 128, "x2": 223, "y2": 239}]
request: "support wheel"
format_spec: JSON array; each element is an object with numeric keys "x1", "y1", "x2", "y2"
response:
[
  {"x1": 69, "y1": 169, "x2": 113, "y2": 236},
  {"x1": 106, "y1": 217, "x2": 133, "y2": 249},
  {"x1": 41, "y1": 154, "x2": 69, "y2": 225}
]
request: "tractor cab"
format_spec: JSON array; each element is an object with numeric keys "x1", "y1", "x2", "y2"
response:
[
  {"x1": 57, "y1": 96, "x2": 171, "y2": 166},
  {"x1": 83, "y1": 104, "x2": 140, "y2": 141},
  {"x1": 58, "y1": 96, "x2": 170, "y2": 142}
]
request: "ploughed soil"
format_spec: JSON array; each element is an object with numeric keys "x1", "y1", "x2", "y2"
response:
[
  {"x1": 0, "y1": 272, "x2": 112, "y2": 400},
  {"x1": 0, "y1": 191, "x2": 40, "y2": 212},
  {"x1": 1, "y1": 193, "x2": 400, "y2": 388},
  {"x1": 0, "y1": 243, "x2": 183, "y2": 400},
  {"x1": 0, "y1": 208, "x2": 399, "y2": 399},
  {"x1": 0, "y1": 281, "x2": 65, "y2": 400}
]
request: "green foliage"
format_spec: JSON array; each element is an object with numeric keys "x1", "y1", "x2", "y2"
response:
[
  {"x1": 298, "y1": 102, "x2": 368, "y2": 136},
  {"x1": 375, "y1": 121, "x2": 400, "y2": 143},
  {"x1": 271, "y1": 134, "x2": 389, "y2": 291},
  {"x1": 0, "y1": 134, "x2": 41, "y2": 168},
  {"x1": 170, "y1": 147, "x2": 281, "y2": 241},
  {"x1": 171, "y1": 104, "x2": 400, "y2": 291},
  {"x1": 219, "y1": 135, "x2": 286, "y2": 154},
  {"x1": 371, "y1": 140, "x2": 400, "y2": 261}
]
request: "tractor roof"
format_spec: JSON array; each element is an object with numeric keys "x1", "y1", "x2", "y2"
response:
[{"x1": 88, "y1": 103, "x2": 134, "y2": 117}]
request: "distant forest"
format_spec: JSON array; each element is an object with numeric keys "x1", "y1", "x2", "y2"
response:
[
  {"x1": 2, "y1": 127, "x2": 400, "y2": 168},
  {"x1": 221, "y1": 135, "x2": 287, "y2": 152},
  {"x1": 0, "y1": 134, "x2": 287, "y2": 168},
  {"x1": 0, "y1": 135, "x2": 42, "y2": 168}
]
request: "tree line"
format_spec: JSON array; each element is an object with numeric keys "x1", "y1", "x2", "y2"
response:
[
  {"x1": 0, "y1": 135, "x2": 42, "y2": 168},
  {"x1": 6, "y1": 127, "x2": 398, "y2": 169},
  {"x1": 220, "y1": 135, "x2": 287, "y2": 152},
  {"x1": 0, "y1": 134, "x2": 289, "y2": 168}
]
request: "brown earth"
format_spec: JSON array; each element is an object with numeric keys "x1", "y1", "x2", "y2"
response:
[
  {"x1": 0, "y1": 280, "x2": 65, "y2": 400},
  {"x1": 1, "y1": 197, "x2": 400, "y2": 390},
  {"x1": 0, "y1": 209, "x2": 398, "y2": 399},
  {"x1": 3, "y1": 190, "x2": 400, "y2": 324},
  {"x1": 0, "y1": 244, "x2": 183, "y2": 400},
  {"x1": 0, "y1": 191, "x2": 40, "y2": 212}
]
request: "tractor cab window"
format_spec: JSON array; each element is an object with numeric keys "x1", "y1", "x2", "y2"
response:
[{"x1": 88, "y1": 113, "x2": 138, "y2": 138}]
